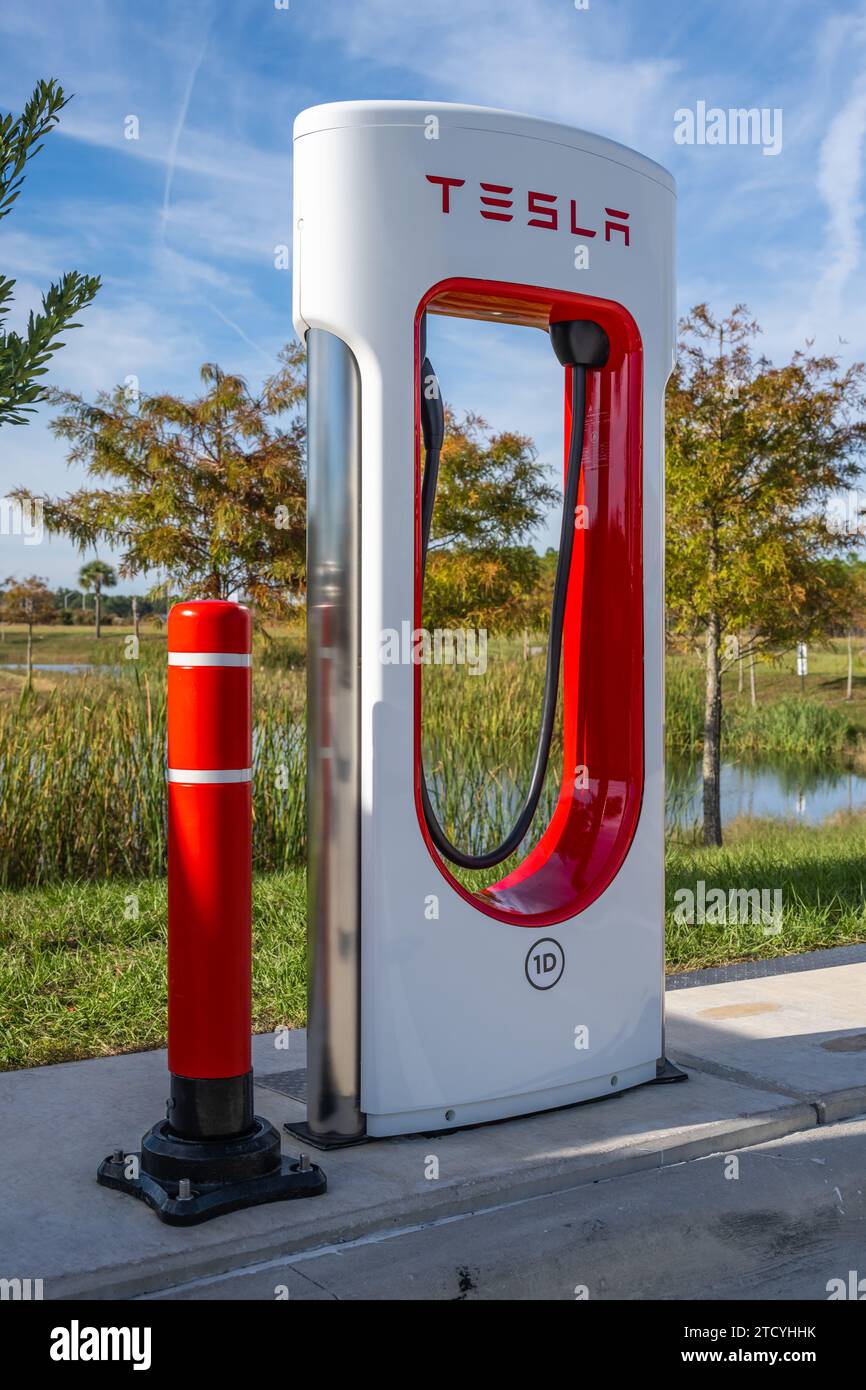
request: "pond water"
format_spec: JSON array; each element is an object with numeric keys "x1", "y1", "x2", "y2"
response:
[
  {"x1": 0, "y1": 662, "x2": 96, "y2": 674},
  {"x1": 0, "y1": 662, "x2": 123, "y2": 675},
  {"x1": 666, "y1": 757, "x2": 866, "y2": 829}
]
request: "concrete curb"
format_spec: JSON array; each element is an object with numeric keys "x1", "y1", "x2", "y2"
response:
[
  {"x1": 812, "y1": 1085, "x2": 866, "y2": 1125},
  {"x1": 56, "y1": 1100, "x2": 817, "y2": 1301}
]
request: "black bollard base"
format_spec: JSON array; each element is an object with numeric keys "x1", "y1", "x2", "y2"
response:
[{"x1": 97, "y1": 1116, "x2": 326, "y2": 1226}]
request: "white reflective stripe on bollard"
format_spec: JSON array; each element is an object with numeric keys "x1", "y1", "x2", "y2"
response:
[
  {"x1": 167, "y1": 652, "x2": 252, "y2": 667},
  {"x1": 167, "y1": 768, "x2": 253, "y2": 783}
]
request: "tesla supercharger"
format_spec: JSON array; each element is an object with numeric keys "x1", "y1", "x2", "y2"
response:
[{"x1": 292, "y1": 100, "x2": 678, "y2": 1144}]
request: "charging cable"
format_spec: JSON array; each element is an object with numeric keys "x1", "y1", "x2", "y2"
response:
[{"x1": 418, "y1": 315, "x2": 609, "y2": 869}]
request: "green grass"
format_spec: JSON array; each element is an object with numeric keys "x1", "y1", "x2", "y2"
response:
[
  {"x1": 4, "y1": 816, "x2": 866, "y2": 1067},
  {"x1": 0, "y1": 871, "x2": 307, "y2": 1070},
  {"x1": 666, "y1": 659, "x2": 860, "y2": 756},
  {"x1": 666, "y1": 814, "x2": 866, "y2": 970},
  {"x1": 724, "y1": 638, "x2": 866, "y2": 739}
]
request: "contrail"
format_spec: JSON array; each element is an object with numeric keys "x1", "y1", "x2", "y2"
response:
[
  {"x1": 161, "y1": 19, "x2": 213, "y2": 238},
  {"x1": 204, "y1": 299, "x2": 280, "y2": 366}
]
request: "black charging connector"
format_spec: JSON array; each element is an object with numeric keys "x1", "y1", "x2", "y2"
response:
[{"x1": 549, "y1": 318, "x2": 610, "y2": 371}]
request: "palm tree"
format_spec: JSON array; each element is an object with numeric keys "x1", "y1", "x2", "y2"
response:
[{"x1": 78, "y1": 559, "x2": 116, "y2": 639}]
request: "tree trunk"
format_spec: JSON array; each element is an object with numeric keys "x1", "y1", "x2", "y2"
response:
[
  {"x1": 846, "y1": 633, "x2": 853, "y2": 701},
  {"x1": 737, "y1": 634, "x2": 743, "y2": 693},
  {"x1": 702, "y1": 613, "x2": 723, "y2": 846},
  {"x1": 95, "y1": 583, "x2": 101, "y2": 640},
  {"x1": 749, "y1": 650, "x2": 757, "y2": 707}
]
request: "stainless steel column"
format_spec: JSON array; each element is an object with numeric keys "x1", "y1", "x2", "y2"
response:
[{"x1": 305, "y1": 328, "x2": 364, "y2": 1140}]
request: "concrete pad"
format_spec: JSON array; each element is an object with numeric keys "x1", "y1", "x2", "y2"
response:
[
  {"x1": 0, "y1": 1036, "x2": 810, "y2": 1300},
  {"x1": 666, "y1": 961, "x2": 866, "y2": 1102}
]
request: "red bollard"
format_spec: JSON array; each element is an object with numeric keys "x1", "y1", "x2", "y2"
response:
[
  {"x1": 97, "y1": 600, "x2": 326, "y2": 1224},
  {"x1": 167, "y1": 600, "x2": 254, "y2": 1131}
]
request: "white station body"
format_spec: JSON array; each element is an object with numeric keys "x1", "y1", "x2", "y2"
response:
[{"x1": 294, "y1": 101, "x2": 676, "y2": 1139}]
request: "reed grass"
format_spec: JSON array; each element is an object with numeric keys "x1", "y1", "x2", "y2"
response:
[
  {"x1": 0, "y1": 648, "x2": 559, "y2": 886},
  {"x1": 0, "y1": 643, "x2": 860, "y2": 887},
  {"x1": 0, "y1": 663, "x2": 307, "y2": 886},
  {"x1": 665, "y1": 664, "x2": 856, "y2": 756},
  {"x1": 0, "y1": 671, "x2": 167, "y2": 885}
]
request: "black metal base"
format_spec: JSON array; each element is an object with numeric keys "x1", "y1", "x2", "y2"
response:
[
  {"x1": 168, "y1": 1071, "x2": 254, "y2": 1139},
  {"x1": 97, "y1": 1116, "x2": 326, "y2": 1225},
  {"x1": 649, "y1": 1055, "x2": 689, "y2": 1084},
  {"x1": 283, "y1": 1119, "x2": 371, "y2": 1151}
]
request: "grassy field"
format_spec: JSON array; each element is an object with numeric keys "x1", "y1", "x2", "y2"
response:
[
  {"x1": 0, "y1": 622, "x2": 163, "y2": 685},
  {"x1": 3, "y1": 624, "x2": 866, "y2": 1068},
  {"x1": 720, "y1": 639, "x2": 866, "y2": 735},
  {"x1": 666, "y1": 655, "x2": 864, "y2": 758},
  {"x1": 3, "y1": 818, "x2": 866, "y2": 1068},
  {"x1": 667, "y1": 640, "x2": 866, "y2": 751}
]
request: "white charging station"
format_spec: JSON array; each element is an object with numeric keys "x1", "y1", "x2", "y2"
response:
[{"x1": 292, "y1": 100, "x2": 677, "y2": 1142}]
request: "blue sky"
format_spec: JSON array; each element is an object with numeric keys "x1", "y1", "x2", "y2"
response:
[{"x1": 1, "y1": 0, "x2": 866, "y2": 588}]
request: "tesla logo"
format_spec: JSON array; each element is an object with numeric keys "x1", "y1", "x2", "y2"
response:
[{"x1": 426, "y1": 174, "x2": 631, "y2": 245}]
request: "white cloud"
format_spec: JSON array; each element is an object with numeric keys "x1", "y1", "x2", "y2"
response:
[
  {"x1": 312, "y1": 0, "x2": 678, "y2": 149},
  {"x1": 812, "y1": 77, "x2": 866, "y2": 320}
]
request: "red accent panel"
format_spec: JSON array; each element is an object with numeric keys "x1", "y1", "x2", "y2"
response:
[{"x1": 413, "y1": 278, "x2": 644, "y2": 928}]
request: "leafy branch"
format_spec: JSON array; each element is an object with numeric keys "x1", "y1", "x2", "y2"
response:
[{"x1": 0, "y1": 79, "x2": 101, "y2": 427}]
